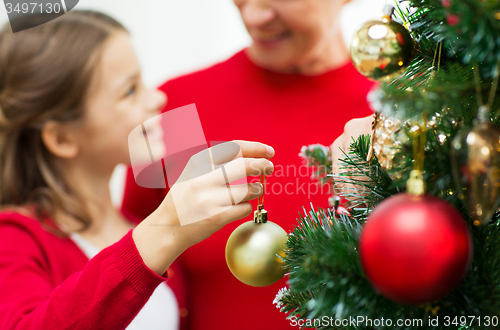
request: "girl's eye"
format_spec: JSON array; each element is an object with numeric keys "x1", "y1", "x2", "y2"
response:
[{"x1": 125, "y1": 84, "x2": 137, "y2": 97}]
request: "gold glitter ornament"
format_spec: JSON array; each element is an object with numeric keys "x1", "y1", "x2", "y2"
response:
[
  {"x1": 350, "y1": 5, "x2": 414, "y2": 81},
  {"x1": 367, "y1": 113, "x2": 407, "y2": 179}
]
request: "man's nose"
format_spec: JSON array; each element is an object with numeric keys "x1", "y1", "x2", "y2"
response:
[{"x1": 240, "y1": 0, "x2": 275, "y2": 28}]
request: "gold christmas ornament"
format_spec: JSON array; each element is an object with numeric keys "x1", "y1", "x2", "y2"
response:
[
  {"x1": 226, "y1": 218, "x2": 288, "y2": 287},
  {"x1": 367, "y1": 112, "x2": 406, "y2": 179},
  {"x1": 451, "y1": 115, "x2": 500, "y2": 226},
  {"x1": 350, "y1": 5, "x2": 414, "y2": 81},
  {"x1": 225, "y1": 175, "x2": 288, "y2": 287}
]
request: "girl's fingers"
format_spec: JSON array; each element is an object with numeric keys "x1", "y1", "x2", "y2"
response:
[
  {"x1": 208, "y1": 141, "x2": 274, "y2": 166},
  {"x1": 221, "y1": 140, "x2": 275, "y2": 159},
  {"x1": 176, "y1": 142, "x2": 274, "y2": 186},
  {"x1": 228, "y1": 182, "x2": 263, "y2": 204},
  {"x1": 222, "y1": 158, "x2": 273, "y2": 184},
  {"x1": 213, "y1": 202, "x2": 253, "y2": 226},
  {"x1": 190, "y1": 157, "x2": 272, "y2": 188}
]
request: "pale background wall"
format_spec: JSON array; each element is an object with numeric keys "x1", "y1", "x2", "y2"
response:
[{"x1": 0, "y1": 0, "x2": 386, "y2": 207}]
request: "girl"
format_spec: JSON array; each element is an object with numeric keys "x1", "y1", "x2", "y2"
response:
[{"x1": 0, "y1": 10, "x2": 274, "y2": 330}]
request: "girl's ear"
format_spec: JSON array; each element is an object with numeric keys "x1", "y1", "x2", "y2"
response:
[{"x1": 41, "y1": 121, "x2": 79, "y2": 159}]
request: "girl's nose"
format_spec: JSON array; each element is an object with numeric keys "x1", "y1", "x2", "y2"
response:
[{"x1": 149, "y1": 89, "x2": 167, "y2": 114}]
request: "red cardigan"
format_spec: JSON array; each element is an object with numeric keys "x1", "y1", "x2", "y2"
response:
[
  {"x1": 122, "y1": 50, "x2": 375, "y2": 329},
  {"x1": 0, "y1": 211, "x2": 188, "y2": 330}
]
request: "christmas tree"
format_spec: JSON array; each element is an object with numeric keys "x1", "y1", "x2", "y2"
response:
[{"x1": 274, "y1": 0, "x2": 500, "y2": 329}]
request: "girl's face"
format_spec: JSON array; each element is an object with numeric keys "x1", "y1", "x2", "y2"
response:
[{"x1": 74, "y1": 32, "x2": 166, "y2": 171}]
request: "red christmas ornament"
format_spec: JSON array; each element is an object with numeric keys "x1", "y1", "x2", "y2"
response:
[
  {"x1": 441, "y1": 0, "x2": 451, "y2": 7},
  {"x1": 446, "y1": 14, "x2": 460, "y2": 26},
  {"x1": 360, "y1": 193, "x2": 472, "y2": 305}
]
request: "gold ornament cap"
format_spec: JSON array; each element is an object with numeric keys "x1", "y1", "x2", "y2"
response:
[
  {"x1": 407, "y1": 170, "x2": 425, "y2": 196},
  {"x1": 254, "y1": 204, "x2": 268, "y2": 223},
  {"x1": 382, "y1": 5, "x2": 394, "y2": 22}
]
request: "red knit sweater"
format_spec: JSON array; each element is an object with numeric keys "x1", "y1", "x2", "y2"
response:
[
  {"x1": 122, "y1": 49, "x2": 375, "y2": 330},
  {"x1": 0, "y1": 211, "x2": 188, "y2": 330}
]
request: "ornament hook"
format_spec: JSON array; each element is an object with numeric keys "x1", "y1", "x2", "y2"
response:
[
  {"x1": 254, "y1": 175, "x2": 268, "y2": 223},
  {"x1": 407, "y1": 113, "x2": 427, "y2": 195}
]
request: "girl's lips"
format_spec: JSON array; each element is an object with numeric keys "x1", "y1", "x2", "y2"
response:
[
  {"x1": 143, "y1": 121, "x2": 164, "y2": 142},
  {"x1": 145, "y1": 128, "x2": 163, "y2": 142}
]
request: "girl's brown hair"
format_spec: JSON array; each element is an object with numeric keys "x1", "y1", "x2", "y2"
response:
[{"x1": 0, "y1": 11, "x2": 127, "y2": 233}]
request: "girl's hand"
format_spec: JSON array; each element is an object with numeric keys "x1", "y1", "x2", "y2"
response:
[{"x1": 133, "y1": 140, "x2": 274, "y2": 275}]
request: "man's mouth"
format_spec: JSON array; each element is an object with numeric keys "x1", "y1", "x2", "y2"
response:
[{"x1": 252, "y1": 30, "x2": 291, "y2": 44}]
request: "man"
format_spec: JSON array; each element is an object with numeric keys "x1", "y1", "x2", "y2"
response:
[{"x1": 123, "y1": 0, "x2": 375, "y2": 329}]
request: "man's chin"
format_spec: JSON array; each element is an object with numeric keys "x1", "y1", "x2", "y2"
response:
[{"x1": 247, "y1": 47, "x2": 297, "y2": 73}]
